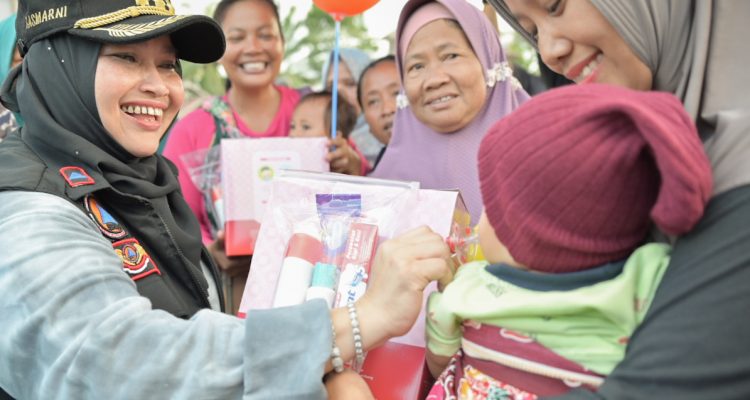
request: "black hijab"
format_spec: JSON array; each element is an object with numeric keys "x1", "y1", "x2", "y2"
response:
[{"x1": 0, "y1": 35, "x2": 208, "y2": 310}]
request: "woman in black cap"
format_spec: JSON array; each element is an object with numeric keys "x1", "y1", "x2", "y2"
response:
[{"x1": 0, "y1": 1, "x2": 450, "y2": 398}]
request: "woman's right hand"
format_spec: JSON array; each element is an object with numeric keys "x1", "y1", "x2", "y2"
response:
[{"x1": 356, "y1": 226, "x2": 452, "y2": 343}]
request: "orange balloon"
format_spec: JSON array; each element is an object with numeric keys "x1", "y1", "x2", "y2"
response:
[{"x1": 313, "y1": 0, "x2": 380, "y2": 19}]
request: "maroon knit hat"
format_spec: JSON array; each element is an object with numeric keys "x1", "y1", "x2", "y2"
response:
[{"x1": 478, "y1": 84, "x2": 713, "y2": 273}]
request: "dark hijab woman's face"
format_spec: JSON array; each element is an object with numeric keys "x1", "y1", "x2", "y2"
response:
[
  {"x1": 504, "y1": 0, "x2": 652, "y2": 90},
  {"x1": 95, "y1": 35, "x2": 184, "y2": 158}
]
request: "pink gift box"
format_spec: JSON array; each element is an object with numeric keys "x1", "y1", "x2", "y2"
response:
[{"x1": 220, "y1": 138, "x2": 330, "y2": 256}]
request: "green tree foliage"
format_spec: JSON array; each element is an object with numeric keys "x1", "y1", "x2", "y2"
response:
[
  {"x1": 180, "y1": 61, "x2": 226, "y2": 97},
  {"x1": 280, "y1": 6, "x2": 378, "y2": 88},
  {"x1": 505, "y1": 32, "x2": 539, "y2": 75}
]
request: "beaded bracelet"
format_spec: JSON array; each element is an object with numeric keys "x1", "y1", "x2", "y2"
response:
[
  {"x1": 348, "y1": 302, "x2": 365, "y2": 372},
  {"x1": 330, "y1": 322, "x2": 344, "y2": 373}
]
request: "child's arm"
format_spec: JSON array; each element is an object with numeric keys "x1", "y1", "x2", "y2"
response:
[
  {"x1": 426, "y1": 348, "x2": 453, "y2": 379},
  {"x1": 425, "y1": 291, "x2": 463, "y2": 379},
  {"x1": 326, "y1": 135, "x2": 368, "y2": 176}
]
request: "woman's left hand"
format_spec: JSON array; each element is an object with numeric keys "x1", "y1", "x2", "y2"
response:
[{"x1": 326, "y1": 136, "x2": 363, "y2": 176}]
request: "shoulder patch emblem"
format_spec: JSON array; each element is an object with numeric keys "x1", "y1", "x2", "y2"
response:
[
  {"x1": 112, "y1": 238, "x2": 161, "y2": 281},
  {"x1": 59, "y1": 166, "x2": 95, "y2": 187},
  {"x1": 84, "y1": 195, "x2": 127, "y2": 239}
]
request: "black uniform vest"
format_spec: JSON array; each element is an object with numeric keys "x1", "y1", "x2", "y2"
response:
[{"x1": 0, "y1": 135, "x2": 224, "y2": 318}]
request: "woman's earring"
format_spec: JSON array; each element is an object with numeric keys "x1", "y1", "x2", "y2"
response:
[{"x1": 396, "y1": 93, "x2": 409, "y2": 110}]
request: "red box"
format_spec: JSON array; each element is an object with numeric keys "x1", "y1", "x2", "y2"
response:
[
  {"x1": 360, "y1": 342, "x2": 434, "y2": 399},
  {"x1": 225, "y1": 219, "x2": 261, "y2": 256}
]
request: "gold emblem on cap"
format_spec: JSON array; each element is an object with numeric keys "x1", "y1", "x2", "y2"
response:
[
  {"x1": 135, "y1": 0, "x2": 174, "y2": 12},
  {"x1": 74, "y1": 0, "x2": 176, "y2": 29},
  {"x1": 92, "y1": 15, "x2": 187, "y2": 38}
]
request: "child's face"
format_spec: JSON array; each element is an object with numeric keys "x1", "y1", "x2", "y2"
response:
[
  {"x1": 477, "y1": 210, "x2": 523, "y2": 268},
  {"x1": 290, "y1": 98, "x2": 329, "y2": 138}
]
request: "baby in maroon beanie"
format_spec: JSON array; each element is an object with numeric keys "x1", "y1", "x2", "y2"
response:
[{"x1": 426, "y1": 84, "x2": 713, "y2": 399}]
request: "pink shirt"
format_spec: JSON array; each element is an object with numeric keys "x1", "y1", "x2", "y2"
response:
[{"x1": 163, "y1": 86, "x2": 301, "y2": 243}]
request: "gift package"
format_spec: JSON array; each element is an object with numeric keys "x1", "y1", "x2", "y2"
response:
[
  {"x1": 220, "y1": 137, "x2": 330, "y2": 256},
  {"x1": 238, "y1": 170, "x2": 471, "y2": 399},
  {"x1": 180, "y1": 137, "x2": 329, "y2": 313}
]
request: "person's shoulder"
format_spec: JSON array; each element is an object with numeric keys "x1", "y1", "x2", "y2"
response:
[
  {"x1": 174, "y1": 104, "x2": 214, "y2": 128},
  {"x1": 277, "y1": 85, "x2": 304, "y2": 104},
  {"x1": 446, "y1": 260, "x2": 492, "y2": 289},
  {"x1": 0, "y1": 191, "x2": 112, "y2": 254},
  {"x1": 0, "y1": 191, "x2": 81, "y2": 218},
  {"x1": 164, "y1": 103, "x2": 216, "y2": 155}
]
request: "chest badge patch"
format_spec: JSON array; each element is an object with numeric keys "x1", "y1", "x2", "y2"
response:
[
  {"x1": 112, "y1": 238, "x2": 161, "y2": 281},
  {"x1": 59, "y1": 166, "x2": 95, "y2": 187},
  {"x1": 85, "y1": 195, "x2": 127, "y2": 239}
]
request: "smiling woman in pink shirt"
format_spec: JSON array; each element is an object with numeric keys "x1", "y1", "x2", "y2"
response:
[{"x1": 163, "y1": 0, "x2": 302, "y2": 303}]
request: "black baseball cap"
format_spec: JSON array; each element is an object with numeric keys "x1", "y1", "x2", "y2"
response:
[{"x1": 16, "y1": 0, "x2": 225, "y2": 63}]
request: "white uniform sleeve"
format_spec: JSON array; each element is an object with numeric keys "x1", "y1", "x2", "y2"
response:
[{"x1": 0, "y1": 191, "x2": 329, "y2": 399}]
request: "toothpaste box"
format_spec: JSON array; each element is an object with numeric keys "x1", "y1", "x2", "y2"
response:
[{"x1": 334, "y1": 222, "x2": 379, "y2": 308}]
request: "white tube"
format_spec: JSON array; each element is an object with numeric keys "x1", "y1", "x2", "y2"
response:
[{"x1": 272, "y1": 256, "x2": 314, "y2": 307}]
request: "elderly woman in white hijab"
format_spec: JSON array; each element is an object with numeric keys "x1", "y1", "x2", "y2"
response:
[{"x1": 486, "y1": 0, "x2": 750, "y2": 398}]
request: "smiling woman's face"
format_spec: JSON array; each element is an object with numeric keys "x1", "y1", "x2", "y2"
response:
[
  {"x1": 219, "y1": 0, "x2": 284, "y2": 91},
  {"x1": 95, "y1": 36, "x2": 183, "y2": 158},
  {"x1": 504, "y1": 0, "x2": 652, "y2": 90},
  {"x1": 402, "y1": 19, "x2": 487, "y2": 133}
]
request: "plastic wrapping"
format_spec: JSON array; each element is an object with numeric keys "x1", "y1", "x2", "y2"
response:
[
  {"x1": 238, "y1": 170, "x2": 472, "y2": 397},
  {"x1": 180, "y1": 145, "x2": 223, "y2": 237}
]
